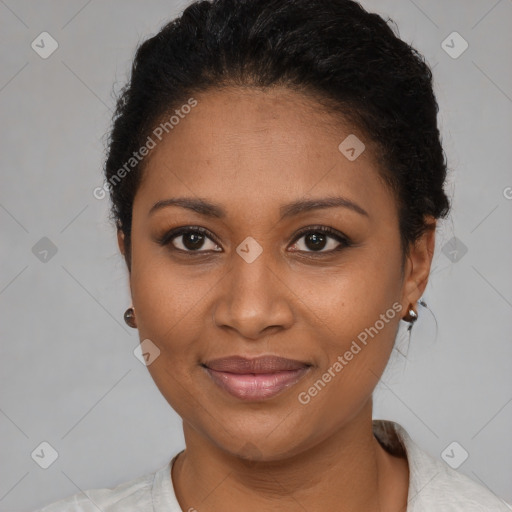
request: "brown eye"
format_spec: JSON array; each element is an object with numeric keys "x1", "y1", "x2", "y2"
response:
[
  {"x1": 289, "y1": 226, "x2": 351, "y2": 254},
  {"x1": 159, "y1": 227, "x2": 222, "y2": 253}
]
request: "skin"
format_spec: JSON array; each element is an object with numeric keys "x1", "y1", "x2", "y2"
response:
[{"x1": 117, "y1": 86, "x2": 436, "y2": 511}]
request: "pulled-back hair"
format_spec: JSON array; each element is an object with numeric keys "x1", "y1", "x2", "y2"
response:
[{"x1": 105, "y1": 0, "x2": 450, "y2": 269}]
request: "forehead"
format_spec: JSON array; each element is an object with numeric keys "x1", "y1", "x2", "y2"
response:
[{"x1": 134, "y1": 86, "x2": 392, "y2": 221}]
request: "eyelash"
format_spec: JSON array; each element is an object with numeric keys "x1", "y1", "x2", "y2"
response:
[{"x1": 157, "y1": 225, "x2": 352, "y2": 256}]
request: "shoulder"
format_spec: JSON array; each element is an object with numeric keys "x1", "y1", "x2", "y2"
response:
[
  {"x1": 33, "y1": 462, "x2": 167, "y2": 512},
  {"x1": 410, "y1": 454, "x2": 512, "y2": 511},
  {"x1": 373, "y1": 419, "x2": 512, "y2": 511}
]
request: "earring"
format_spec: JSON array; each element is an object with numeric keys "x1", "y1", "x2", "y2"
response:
[
  {"x1": 124, "y1": 306, "x2": 137, "y2": 328},
  {"x1": 403, "y1": 303, "x2": 418, "y2": 323}
]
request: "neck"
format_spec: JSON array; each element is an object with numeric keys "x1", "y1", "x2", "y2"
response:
[{"x1": 172, "y1": 400, "x2": 409, "y2": 512}]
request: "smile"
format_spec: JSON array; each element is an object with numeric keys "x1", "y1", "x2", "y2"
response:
[
  {"x1": 204, "y1": 367, "x2": 311, "y2": 401},
  {"x1": 202, "y1": 355, "x2": 312, "y2": 401}
]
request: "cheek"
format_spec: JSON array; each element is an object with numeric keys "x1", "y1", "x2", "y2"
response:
[
  {"x1": 130, "y1": 255, "x2": 210, "y2": 419},
  {"x1": 292, "y1": 248, "x2": 403, "y2": 405},
  {"x1": 129, "y1": 232, "x2": 203, "y2": 334},
  {"x1": 129, "y1": 262, "x2": 208, "y2": 409},
  {"x1": 295, "y1": 247, "x2": 403, "y2": 342}
]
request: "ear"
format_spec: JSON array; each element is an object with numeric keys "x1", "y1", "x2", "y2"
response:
[
  {"x1": 117, "y1": 227, "x2": 126, "y2": 257},
  {"x1": 400, "y1": 216, "x2": 437, "y2": 310}
]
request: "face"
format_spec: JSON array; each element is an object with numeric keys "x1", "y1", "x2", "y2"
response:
[{"x1": 118, "y1": 87, "x2": 434, "y2": 461}]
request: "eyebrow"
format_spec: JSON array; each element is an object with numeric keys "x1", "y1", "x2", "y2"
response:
[{"x1": 149, "y1": 196, "x2": 369, "y2": 219}]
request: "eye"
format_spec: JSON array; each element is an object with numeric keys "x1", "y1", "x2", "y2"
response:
[
  {"x1": 288, "y1": 226, "x2": 351, "y2": 254},
  {"x1": 158, "y1": 225, "x2": 351, "y2": 256},
  {"x1": 158, "y1": 226, "x2": 222, "y2": 253}
]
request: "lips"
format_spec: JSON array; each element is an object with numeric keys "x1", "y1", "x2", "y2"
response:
[{"x1": 202, "y1": 355, "x2": 311, "y2": 401}]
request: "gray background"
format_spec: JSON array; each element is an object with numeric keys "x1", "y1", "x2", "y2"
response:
[{"x1": 1, "y1": 0, "x2": 511, "y2": 510}]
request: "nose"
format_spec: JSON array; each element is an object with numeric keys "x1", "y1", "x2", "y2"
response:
[{"x1": 212, "y1": 250, "x2": 295, "y2": 340}]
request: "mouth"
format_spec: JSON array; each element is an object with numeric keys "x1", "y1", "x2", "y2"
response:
[{"x1": 201, "y1": 355, "x2": 312, "y2": 401}]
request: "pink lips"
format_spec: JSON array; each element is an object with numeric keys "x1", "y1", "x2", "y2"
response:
[{"x1": 203, "y1": 355, "x2": 311, "y2": 401}]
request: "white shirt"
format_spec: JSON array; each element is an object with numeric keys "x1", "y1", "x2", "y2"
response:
[{"x1": 34, "y1": 420, "x2": 511, "y2": 511}]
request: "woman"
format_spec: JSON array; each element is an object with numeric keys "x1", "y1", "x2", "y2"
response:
[{"x1": 36, "y1": 0, "x2": 510, "y2": 510}]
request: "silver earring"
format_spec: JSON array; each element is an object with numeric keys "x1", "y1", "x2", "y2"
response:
[{"x1": 403, "y1": 303, "x2": 418, "y2": 323}]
